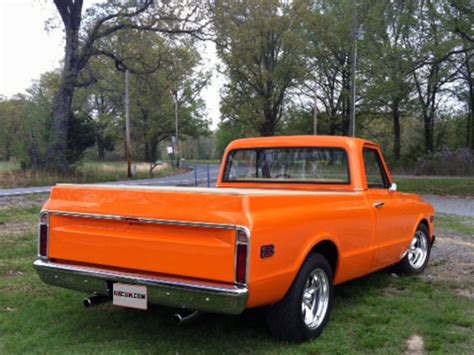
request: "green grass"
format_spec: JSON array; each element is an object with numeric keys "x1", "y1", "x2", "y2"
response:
[
  {"x1": 0, "y1": 161, "x2": 187, "y2": 188},
  {"x1": 396, "y1": 177, "x2": 474, "y2": 196},
  {"x1": 0, "y1": 160, "x2": 20, "y2": 174},
  {"x1": 1, "y1": 205, "x2": 473, "y2": 353},
  {"x1": 436, "y1": 214, "x2": 474, "y2": 237},
  {"x1": 0, "y1": 206, "x2": 40, "y2": 224}
]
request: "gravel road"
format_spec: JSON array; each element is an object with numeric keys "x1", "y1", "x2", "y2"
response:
[
  {"x1": 1, "y1": 165, "x2": 472, "y2": 217},
  {"x1": 0, "y1": 164, "x2": 220, "y2": 197},
  {"x1": 422, "y1": 195, "x2": 474, "y2": 217}
]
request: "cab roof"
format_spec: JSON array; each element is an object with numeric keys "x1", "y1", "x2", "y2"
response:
[{"x1": 226, "y1": 135, "x2": 378, "y2": 150}]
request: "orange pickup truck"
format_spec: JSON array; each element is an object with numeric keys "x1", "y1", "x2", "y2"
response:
[{"x1": 34, "y1": 136, "x2": 435, "y2": 342}]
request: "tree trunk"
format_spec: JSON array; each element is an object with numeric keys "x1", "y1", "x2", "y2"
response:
[
  {"x1": 259, "y1": 109, "x2": 276, "y2": 136},
  {"x1": 28, "y1": 130, "x2": 41, "y2": 168},
  {"x1": 470, "y1": 89, "x2": 474, "y2": 150},
  {"x1": 151, "y1": 141, "x2": 159, "y2": 162},
  {"x1": 392, "y1": 103, "x2": 401, "y2": 160},
  {"x1": 423, "y1": 114, "x2": 434, "y2": 153},
  {"x1": 97, "y1": 134, "x2": 105, "y2": 160},
  {"x1": 46, "y1": 1, "x2": 83, "y2": 171},
  {"x1": 144, "y1": 142, "x2": 151, "y2": 162},
  {"x1": 259, "y1": 124, "x2": 275, "y2": 136},
  {"x1": 329, "y1": 111, "x2": 337, "y2": 135},
  {"x1": 468, "y1": 60, "x2": 474, "y2": 150},
  {"x1": 46, "y1": 80, "x2": 76, "y2": 171}
]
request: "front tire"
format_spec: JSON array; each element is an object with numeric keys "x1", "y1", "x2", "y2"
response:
[
  {"x1": 395, "y1": 224, "x2": 431, "y2": 275},
  {"x1": 266, "y1": 253, "x2": 333, "y2": 342}
]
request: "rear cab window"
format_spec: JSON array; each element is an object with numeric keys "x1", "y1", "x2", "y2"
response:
[
  {"x1": 363, "y1": 148, "x2": 390, "y2": 189},
  {"x1": 223, "y1": 147, "x2": 350, "y2": 184}
]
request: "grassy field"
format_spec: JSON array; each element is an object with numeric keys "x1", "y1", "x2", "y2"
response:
[
  {"x1": 0, "y1": 161, "x2": 19, "y2": 174},
  {"x1": 0, "y1": 161, "x2": 186, "y2": 189},
  {"x1": 0, "y1": 202, "x2": 473, "y2": 354},
  {"x1": 396, "y1": 177, "x2": 474, "y2": 197},
  {"x1": 436, "y1": 214, "x2": 474, "y2": 236}
]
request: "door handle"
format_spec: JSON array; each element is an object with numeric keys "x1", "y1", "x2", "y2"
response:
[{"x1": 373, "y1": 202, "x2": 384, "y2": 208}]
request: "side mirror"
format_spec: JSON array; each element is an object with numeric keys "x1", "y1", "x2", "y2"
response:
[{"x1": 389, "y1": 183, "x2": 397, "y2": 192}]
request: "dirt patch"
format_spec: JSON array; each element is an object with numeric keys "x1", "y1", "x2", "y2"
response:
[
  {"x1": 0, "y1": 194, "x2": 48, "y2": 210},
  {"x1": 381, "y1": 285, "x2": 409, "y2": 297},
  {"x1": 422, "y1": 228, "x2": 474, "y2": 299},
  {"x1": 0, "y1": 220, "x2": 35, "y2": 237},
  {"x1": 1, "y1": 269, "x2": 25, "y2": 278},
  {"x1": 405, "y1": 334, "x2": 425, "y2": 354}
]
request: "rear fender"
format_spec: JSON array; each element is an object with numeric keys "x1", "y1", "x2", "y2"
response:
[
  {"x1": 295, "y1": 233, "x2": 341, "y2": 281},
  {"x1": 246, "y1": 232, "x2": 340, "y2": 308}
]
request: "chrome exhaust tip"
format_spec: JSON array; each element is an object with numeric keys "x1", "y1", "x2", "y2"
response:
[
  {"x1": 83, "y1": 295, "x2": 110, "y2": 308},
  {"x1": 174, "y1": 310, "x2": 199, "y2": 325}
]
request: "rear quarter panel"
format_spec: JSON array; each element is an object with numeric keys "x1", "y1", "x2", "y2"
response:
[{"x1": 243, "y1": 192, "x2": 373, "y2": 308}]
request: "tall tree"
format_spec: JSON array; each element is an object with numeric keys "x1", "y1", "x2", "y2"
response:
[
  {"x1": 80, "y1": 71, "x2": 121, "y2": 160},
  {"x1": 81, "y1": 29, "x2": 210, "y2": 163},
  {"x1": 407, "y1": 0, "x2": 461, "y2": 153},
  {"x1": 302, "y1": 0, "x2": 354, "y2": 136},
  {"x1": 48, "y1": 0, "x2": 205, "y2": 171},
  {"x1": 212, "y1": 0, "x2": 306, "y2": 136},
  {"x1": 361, "y1": 0, "x2": 417, "y2": 159},
  {"x1": 442, "y1": 0, "x2": 474, "y2": 149}
]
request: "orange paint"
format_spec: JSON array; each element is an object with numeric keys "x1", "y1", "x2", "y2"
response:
[{"x1": 41, "y1": 136, "x2": 435, "y2": 309}]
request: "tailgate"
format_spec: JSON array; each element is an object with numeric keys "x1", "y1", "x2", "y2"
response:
[{"x1": 44, "y1": 185, "x2": 249, "y2": 284}]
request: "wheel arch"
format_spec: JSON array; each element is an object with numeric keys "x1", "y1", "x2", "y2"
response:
[
  {"x1": 419, "y1": 218, "x2": 429, "y2": 232},
  {"x1": 412, "y1": 214, "x2": 433, "y2": 242},
  {"x1": 305, "y1": 239, "x2": 339, "y2": 280}
]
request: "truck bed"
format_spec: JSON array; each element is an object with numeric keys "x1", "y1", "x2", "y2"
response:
[{"x1": 41, "y1": 183, "x2": 367, "y2": 307}]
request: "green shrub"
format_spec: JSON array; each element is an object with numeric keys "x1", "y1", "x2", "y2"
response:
[{"x1": 415, "y1": 146, "x2": 474, "y2": 176}]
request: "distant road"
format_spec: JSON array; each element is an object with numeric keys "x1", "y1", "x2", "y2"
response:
[
  {"x1": 0, "y1": 164, "x2": 220, "y2": 198},
  {"x1": 2, "y1": 167, "x2": 473, "y2": 218},
  {"x1": 421, "y1": 195, "x2": 474, "y2": 218}
]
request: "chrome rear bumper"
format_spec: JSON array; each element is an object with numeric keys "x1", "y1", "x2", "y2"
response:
[{"x1": 34, "y1": 259, "x2": 248, "y2": 315}]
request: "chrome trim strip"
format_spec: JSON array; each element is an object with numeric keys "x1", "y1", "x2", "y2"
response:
[
  {"x1": 34, "y1": 259, "x2": 249, "y2": 315},
  {"x1": 46, "y1": 210, "x2": 252, "y2": 285},
  {"x1": 46, "y1": 210, "x2": 238, "y2": 231}
]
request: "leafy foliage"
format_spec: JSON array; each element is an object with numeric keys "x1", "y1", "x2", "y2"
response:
[
  {"x1": 1, "y1": 0, "x2": 474, "y2": 175},
  {"x1": 212, "y1": 0, "x2": 307, "y2": 136},
  {"x1": 415, "y1": 146, "x2": 474, "y2": 176}
]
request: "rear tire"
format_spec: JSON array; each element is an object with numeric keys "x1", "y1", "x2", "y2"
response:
[
  {"x1": 395, "y1": 224, "x2": 431, "y2": 275},
  {"x1": 266, "y1": 253, "x2": 333, "y2": 342}
]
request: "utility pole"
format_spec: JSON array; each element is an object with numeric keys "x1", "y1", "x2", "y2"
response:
[
  {"x1": 350, "y1": 0, "x2": 358, "y2": 137},
  {"x1": 124, "y1": 69, "x2": 132, "y2": 178},
  {"x1": 313, "y1": 83, "x2": 318, "y2": 135},
  {"x1": 173, "y1": 89, "x2": 180, "y2": 168}
]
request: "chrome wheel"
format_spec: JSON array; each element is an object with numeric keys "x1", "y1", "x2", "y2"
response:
[
  {"x1": 408, "y1": 231, "x2": 428, "y2": 269},
  {"x1": 301, "y1": 268, "x2": 330, "y2": 330}
]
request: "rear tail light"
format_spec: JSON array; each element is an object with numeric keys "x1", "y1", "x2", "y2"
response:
[
  {"x1": 235, "y1": 229, "x2": 249, "y2": 285},
  {"x1": 38, "y1": 213, "x2": 49, "y2": 258}
]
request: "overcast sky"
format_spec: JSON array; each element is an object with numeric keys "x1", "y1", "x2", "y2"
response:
[{"x1": 0, "y1": 0, "x2": 222, "y2": 128}]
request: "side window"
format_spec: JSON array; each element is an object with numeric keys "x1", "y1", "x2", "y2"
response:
[{"x1": 363, "y1": 148, "x2": 389, "y2": 189}]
